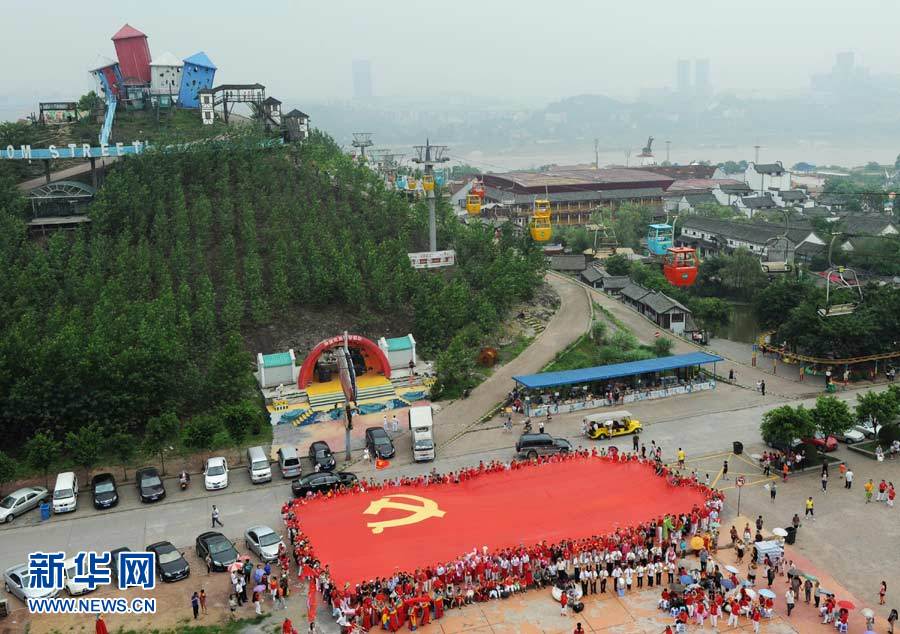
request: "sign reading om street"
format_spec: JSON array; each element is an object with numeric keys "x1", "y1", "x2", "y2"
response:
[{"x1": 1, "y1": 141, "x2": 149, "y2": 160}]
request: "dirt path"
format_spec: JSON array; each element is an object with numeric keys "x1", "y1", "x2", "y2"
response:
[{"x1": 433, "y1": 273, "x2": 592, "y2": 447}]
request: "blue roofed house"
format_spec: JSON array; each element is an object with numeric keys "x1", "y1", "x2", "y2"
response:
[{"x1": 179, "y1": 52, "x2": 217, "y2": 108}]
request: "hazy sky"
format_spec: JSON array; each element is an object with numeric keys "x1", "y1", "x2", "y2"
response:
[{"x1": 2, "y1": 0, "x2": 898, "y2": 106}]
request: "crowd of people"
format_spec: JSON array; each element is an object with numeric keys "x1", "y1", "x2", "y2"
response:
[{"x1": 280, "y1": 450, "x2": 722, "y2": 632}]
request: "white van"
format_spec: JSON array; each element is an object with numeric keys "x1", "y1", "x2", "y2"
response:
[
  {"x1": 408, "y1": 406, "x2": 435, "y2": 462},
  {"x1": 247, "y1": 446, "x2": 272, "y2": 484},
  {"x1": 63, "y1": 557, "x2": 98, "y2": 596},
  {"x1": 277, "y1": 447, "x2": 302, "y2": 478},
  {"x1": 52, "y1": 472, "x2": 78, "y2": 514}
]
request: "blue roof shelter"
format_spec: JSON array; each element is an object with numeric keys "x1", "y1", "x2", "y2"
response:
[{"x1": 513, "y1": 352, "x2": 723, "y2": 390}]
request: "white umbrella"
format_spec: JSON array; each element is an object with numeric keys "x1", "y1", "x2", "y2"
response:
[
  {"x1": 861, "y1": 608, "x2": 874, "y2": 618},
  {"x1": 725, "y1": 565, "x2": 739, "y2": 574},
  {"x1": 772, "y1": 527, "x2": 788, "y2": 537},
  {"x1": 759, "y1": 589, "x2": 776, "y2": 599},
  {"x1": 744, "y1": 588, "x2": 756, "y2": 599}
]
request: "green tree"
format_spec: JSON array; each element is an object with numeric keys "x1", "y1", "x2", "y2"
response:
[
  {"x1": 760, "y1": 405, "x2": 815, "y2": 446},
  {"x1": 106, "y1": 432, "x2": 136, "y2": 481},
  {"x1": 652, "y1": 337, "x2": 674, "y2": 357},
  {"x1": 219, "y1": 400, "x2": 263, "y2": 444},
  {"x1": 24, "y1": 431, "x2": 62, "y2": 488},
  {"x1": 604, "y1": 253, "x2": 631, "y2": 276},
  {"x1": 66, "y1": 422, "x2": 105, "y2": 482},
  {"x1": 0, "y1": 451, "x2": 16, "y2": 493},
  {"x1": 719, "y1": 248, "x2": 768, "y2": 300},
  {"x1": 182, "y1": 415, "x2": 221, "y2": 457},
  {"x1": 692, "y1": 297, "x2": 731, "y2": 335},
  {"x1": 855, "y1": 390, "x2": 899, "y2": 434},
  {"x1": 812, "y1": 395, "x2": 854, "y2": 438},
  {"x1": 144, "y1": 412, "x2": 180, "y2": 475},
  {"x1": 752, "y1": 278, "x2": 809, "y2": 330},
  {"x1": 77, "y1": 91, "x2": 102, "y2": 113}
]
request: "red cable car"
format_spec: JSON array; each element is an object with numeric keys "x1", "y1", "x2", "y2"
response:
[{"x1": 663, "y1": 247, "x2": 699, "y2": 287}]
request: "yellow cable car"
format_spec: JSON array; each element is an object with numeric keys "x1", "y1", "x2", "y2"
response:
[
  {"x1": 407, "y1": 177, "x2": 417, "y2": 191},
  {"x1": 466, "y1": 194, "x2": 481, "y2": 215},
  {"x1": 529, "y1": 199, "x2": 552, "y2": 242},
  {"x1": 422, "y1": 174, "x2": 435, "y2": 192}
]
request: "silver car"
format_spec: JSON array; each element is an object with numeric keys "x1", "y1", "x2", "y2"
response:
[
  {"x1": 4, "y1": 563, "x2": 59, "y2": 602},
  {"x1": 0, "y1": 486, "x2": 49, "y2": 524},
  {"x1": 244, "y1": 525, "x2": 283, "y2": 563}
]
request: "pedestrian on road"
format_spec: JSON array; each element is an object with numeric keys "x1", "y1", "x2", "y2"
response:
[
  {"x1": 803, "y1": 577, "x2": 813, "y2": 603},
  {"x1": 391, "y1": 414, "x2": 400, "y2": 432},
  {"x1": 212, "y1": 505, "x2": 224, "y2": 527},
  {"x1": 821, "y1": 471, "x2": 828, "y2": 494},
  {"x1": 722, "y1": 459, "x2": 729, "y2": 480},
  {"x1": 191, "y1": 592, "x2": 200, "y2": 619},
  {"x1": 769, "y1": 481, "x2": 777, "y2": 503},
  {"x1": 199, "y1": 588, "x2": 208, "y2": 615},
  {"x1": 881, "y1": 581, "x2": 888, "y2": 605},
  {"x1": 729, "y1": 368, "x2": 735, "y2": 381},
  {"x1": 792, "y1": 513, "x2": 801, "y2": 532},
  {"x1": 382, "y1": 414, "x2": 388, "y2": 431},
  {"x1": 632, "y1": 434, "x2": 639, "y2": 451},
  {"x1": 865, "y1": 479, "x2": 875, "y2": 503},
  {"x1": 756, "y1": 380, "x2": 762, "y2": 393},
  {"x1": 805, "y1": 496, "x2": 815, "y2": 520},
  {"x1": 782, "y1": 463, "x2": 789, "y2": 482},
  {"x1": 559, "y1": 591, "x2": 568, "y2": 616},
  {"x1": 253, "y1": 590, "x2": 262, "y2": 615},
  {"x1": 363, "y1": 446, "x2": 371, "y2": 465},
  {"x1": 845, "y1": 468, "x2": 854, "y2": 489},
  {"x1": 888, "y1": 608, "x2": 898, "y2": 633},
  {"x1": 539, "y1": 420, "x2": 545, "y2": 434},
  {"x1": 786, "y1": 588, "x2": 796, "y2": 616},
  {"x1": 760, "y1": 380, "x2": 766, "y2": 396},
  {"x1": 755, "y1": 515, "x2": 764, "y2": 532},
  {"x1": 677, "y1": 448, "x2": 685, "y2": 468}
]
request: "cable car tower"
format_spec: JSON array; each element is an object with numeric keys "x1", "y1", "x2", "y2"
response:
[
  {"x1": 351, "y1": 132, "x2": 374, "y2": 163},
  {"x1": 412, "y1": 139, "x2": 449, "y2": 253}
]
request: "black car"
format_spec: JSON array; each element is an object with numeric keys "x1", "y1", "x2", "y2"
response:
[
  {"x1": 109, "y1": 547, "x2": 131, "y2": 584},
  {"x1": 292, "y1": 471, "x2": 358, "y2": 497},
  {"x1": 308, "y1": 441, "x2": 336, "y2": 472},
  {"x1": 146, "y1": 541, "x2": 190, "y2": 582},
  {"x1": 365, "y1": 427, "x2": 395, "y2": 459},
  {"x1": 195, "y1": 531, "x2": 239, "y2": 572},
  {"x1": 515, "y1": 433, "x2": 572, "y2": 459},
  {"x1": 136, "y1": 467, "x2": 166, "y2": 503},
  {"x1": 91, "y1": 473, "x2": 119, "y2": 509}
]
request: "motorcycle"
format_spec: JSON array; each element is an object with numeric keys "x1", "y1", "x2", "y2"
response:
[
  {"x1": 523, "y1": 419, "x2": 533, "y2": 434},
  {"x1": 179, "y1": 471, "x2": 190, "y2": 491}
]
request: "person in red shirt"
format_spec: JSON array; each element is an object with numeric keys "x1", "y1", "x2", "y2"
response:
[{"x1": 573, "y1": 623, "x2": 585, "y2": 634}]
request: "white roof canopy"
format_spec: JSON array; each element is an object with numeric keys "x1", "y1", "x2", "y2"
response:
[{"x1": 149, "y1": 51, "x2": 184, "y2": 67}]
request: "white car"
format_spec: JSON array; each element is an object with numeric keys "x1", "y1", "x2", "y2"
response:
[
  {"x1": 245, "y1": 525, "x2": 284, "y2": 563},
  {"x1": 3, "y1": 563, "x2": 58, "y2": 602},
  {"x1": 0, "y1": 486, "x2": 49, "y2": 524},
  {"x1": 854, "y1": 419, "x2": 880, "y2": 439},
  {"x1": 63, "y1": 557, "x2": 102, "y2": 596},
  {"x1": 203, "y1": 457, "x2": 229, "y2": 490},
  {"x1": 839, "y1": 428, "x2": 865, "y2": 444}
]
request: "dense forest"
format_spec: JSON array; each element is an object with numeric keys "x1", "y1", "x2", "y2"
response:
[{"x1": 0, "y1": 131, "x2": 544, "y2": 452}]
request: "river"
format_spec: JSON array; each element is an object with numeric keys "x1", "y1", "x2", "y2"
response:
[{"x1": 717, "y1": 302, "x2": 761, "y2": 344}]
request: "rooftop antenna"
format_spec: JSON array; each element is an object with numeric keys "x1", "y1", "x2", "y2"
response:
[{"x1": 412, "y1": 139, "x2": 449, "y2": 252}]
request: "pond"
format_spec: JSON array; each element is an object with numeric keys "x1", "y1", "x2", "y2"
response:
[{"x1": 716, "y1": 302, "x2": 761, "y2": 344}]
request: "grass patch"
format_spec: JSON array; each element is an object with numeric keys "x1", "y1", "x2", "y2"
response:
[
  {"x1": 111, "y1": 614, "x2": 266, "y2": 634},
  {"x1": 497, "y1": 334, "x2": 534, "y2": 365},
  {"x1": 543, "y1": 317, "x2": 670, "y2": 373}
]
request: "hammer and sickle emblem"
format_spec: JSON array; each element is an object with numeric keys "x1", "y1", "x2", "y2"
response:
[{"x1": 363, "y1": 494, "x2": 445, "y2": 534}]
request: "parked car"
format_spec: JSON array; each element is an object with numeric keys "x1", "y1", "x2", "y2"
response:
[
  {"x1": 91, "y1": 473, "x2": 119, "y2": 509},
  {"x1": 308, "y1": 441, "x2": 336, "y2": 472},
  {"x1": 136, "y1": 467, "x2": 166, "y2": 503},
  {"x1": 146, "y1": 541, "x2": 190, "y2": 582},
  {"x1": 52, "y1": 471, "x2": 79, "y2": 514},
  {"x1": 3, "y1": 563, "x2": 58, "y2": 602},
  {"x1": 803, "y1": 432, "x2": 838, "y2": 452},
  {"x1": 0, "y1": 486, "x2": 49, "y2": 524},
  {"x1": 839, "y1": 428, "x2": 865, "y2": 444},
  {"x1": 109, "y1": 547, "x2": 131, "y2": 584},
  {"x1": 277, "y1": 446, "x2": 303, "y2": 478},
  {"x1": 765, "y1": 437, "x2": 803, "y2": 453},
  {"x1": 291, "y1": 472, "x2": 358, "y2": 497},
  {"x1": 195, "y1": 532, "x2": 239, "y2": 572},
  {"x1": 247, "y1": 446, "x2": 272, "y2": 484},
  {"x1": 365, "y1": 427, "x2": 395, "y2": 459},
  {"x1": 203, "y1": 457, "x2": 229, "y2": 490},
  {"x1": 63, "y1": 556, "x2": 103, "y2": 596},
  {"x1": 515, "y1": 433, "x2": 572, "y2": 459},
  {"x1": 244, "y1": 525, "x2": 283, "y2": 563},
  {"x1": 854, "y1": 418, "x2": 881, "y2": 439}
]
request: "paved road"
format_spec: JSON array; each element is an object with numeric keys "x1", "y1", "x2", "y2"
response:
[{"x1": 16, "y1": 157, "x2": 117, "y2": 191}]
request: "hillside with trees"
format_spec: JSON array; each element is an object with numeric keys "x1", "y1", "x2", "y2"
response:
[{"x1": 0, "y1": 131, "x2": 544, "y2": 455}]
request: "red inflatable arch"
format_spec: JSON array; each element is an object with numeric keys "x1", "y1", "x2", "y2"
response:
[{"x1": 298, "y1": 334, "x2": 391, "y2": 389}]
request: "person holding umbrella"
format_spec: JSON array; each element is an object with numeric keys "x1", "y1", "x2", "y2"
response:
[{"x1": 95, "y1": 615, "x2": 109, "y2": 634}]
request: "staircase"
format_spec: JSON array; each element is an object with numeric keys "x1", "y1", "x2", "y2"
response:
[
  {"x1": 356, "y1": 379, "x2": 397, "y2": 402},
  {"x1": 99, "y1": 96, "x2": 117, "y2": 145},
  {"x1": 524, "y1": 316, "x2": 547, "y2": 335}
]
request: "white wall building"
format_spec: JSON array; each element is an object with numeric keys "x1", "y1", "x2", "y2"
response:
[
  {"x1": 744, "y1": 161, "x2": 792, "y2": 193},
  {"x1": 149, "y1": 52, "x2": 184, "y2": 97}
]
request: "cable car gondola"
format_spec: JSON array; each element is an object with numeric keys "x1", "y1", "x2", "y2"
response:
[
  {"x1": 465, "y1": 194, "x2": 482, "y2": 215},
  {"x1": 817, "y1": 234, "x2": 863, "y2": 318},
  {"x1": 662, "y1": 247, "x2": 699, "y2": 287},
  {"x1": 422, "y1": 174, "x2": 435, "y2": 191},
  {"x1": 529, "y1": 199, "x2": 553, "y2": 242},
  {"x1": 647, "y1": 223, "x2": 674, "y2": 256},
  {"x1": 760, "y1": 209, "x2": 794, "y2": 274}
]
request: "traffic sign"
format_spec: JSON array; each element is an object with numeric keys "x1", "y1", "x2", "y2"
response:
[{"x1": 736, "y1": 476, "x2": 746, "y2": 488}]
